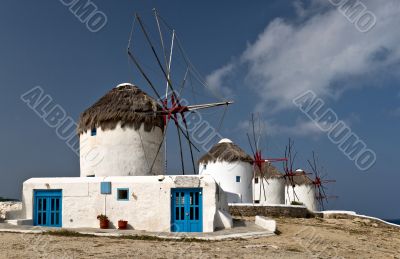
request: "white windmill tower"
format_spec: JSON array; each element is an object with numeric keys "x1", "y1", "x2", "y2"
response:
[
  {"x1": 198, "y1": 138, "x2": 254, "y2": 203},
  {"x1": 78, "y1": 83, "x2": 165, "y2": 177}
]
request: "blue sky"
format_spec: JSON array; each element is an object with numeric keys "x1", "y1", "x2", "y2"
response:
[{"x1": 1, "y1": 0, "x2": 399, "y2": 219}]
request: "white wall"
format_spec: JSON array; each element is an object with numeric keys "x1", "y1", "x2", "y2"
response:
[
  {"x1": 21, "y1": 175, "x2": 228, "y2": 232},
  {"x1": 285, "y1": 184, "x2": 318, "y2": 211},
  {"x1": 80, "y1": 122, "x2": 164, "y2": 177},
  {"x1": 199, "y1": 161, "x2": 253, "y2": 203},
  {"x1": 253, "y1": 178, "x2": 285, "y2": 205}
]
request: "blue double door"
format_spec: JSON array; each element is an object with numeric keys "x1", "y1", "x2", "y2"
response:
[
  {"x1": 171, "y1": 188, "x2": 203, "y2": 232},
  {"x1": 34, "y1": 190, "x2": 62, "y2": 227}
]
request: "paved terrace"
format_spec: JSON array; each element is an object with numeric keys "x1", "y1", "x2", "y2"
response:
[{"x1": 0, "y1": 220, "x2": 275, "y2": 241}]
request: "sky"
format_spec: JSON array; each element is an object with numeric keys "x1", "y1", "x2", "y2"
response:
[{"x1": 0, "y1": 0, "x2": 399, "y2": 219}]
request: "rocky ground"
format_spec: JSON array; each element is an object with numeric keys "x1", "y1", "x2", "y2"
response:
[
  {"x1": 0, "y1": 202, "x2": 22, "y2": 220},
  {"x1": 0, "y1": 217, "x2": 399, "y2": 258}
]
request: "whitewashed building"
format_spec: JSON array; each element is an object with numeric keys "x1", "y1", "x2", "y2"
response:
[
  {"x1": 19, "y1": 175, "x2": 231, "y2": 232},
  {"x1": 79, "y1": 83, "x2": 165, "y2": 177},
  {"x1": 10, "y1": 83, "x2": 232, "y2": 232},
  {"x1": 284, "y1": 169, "x2": 318, "y2": 211},
  {"x1": 198, "y1": 138, "x2": 254, "y2": 203},
  {"x1": 253, "y1": 163, "x2": 285, "y2": 205}
]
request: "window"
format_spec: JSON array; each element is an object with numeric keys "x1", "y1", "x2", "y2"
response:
[
  {"x1": 91, "y1": 128, "x2": 97, "y2": 136},
  {"x1": 203, "y1": 164, "x2": 207, "y2": 170},
  {"x1": 255, "y1": 177, "x2": 259, "y2": 184},
  {"x1": 236, "y1": 176, "x2": 241, "y2": 183},
  {"x1": 117, "y1": 188, "x2": 129, "y2": 201},
  {"x1": 100, "y1": 182, "x2": 111, "y2": 194}
]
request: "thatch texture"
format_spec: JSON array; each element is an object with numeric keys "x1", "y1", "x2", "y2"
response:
[
  {"x1": 77, "y1": 84, "x2": 164, "y2": 134},
  {"x1": 285, "y1": 172, "x2": 314, "y2": 186},
  {"x1": 198, "y1": 142, "x2": 253, "y2": 164},
  {"x1": 255, "y1": 163, "x2": 282, "y2": 179}
]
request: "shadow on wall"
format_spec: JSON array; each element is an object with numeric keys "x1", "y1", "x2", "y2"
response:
[{"x1": 225, "y1": 192, "x2": 242, "y2": 203}]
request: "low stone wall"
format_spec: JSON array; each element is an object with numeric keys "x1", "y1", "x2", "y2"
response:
[
  {"x1": 321, "y1": 211, "x2": 400, "y2": 229},
  {"x1": 229, "y1": 204, "x2": 314, "y2": 218},
  {"x1": 0, "y1": 202, "x2": 22, "y2": 221}
]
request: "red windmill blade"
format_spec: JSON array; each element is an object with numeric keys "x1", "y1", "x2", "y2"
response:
[
  {"x1": 247, "y1": 114, "x2": 288, "y2": 202},
  {"x1": 280, "y1": 139, "x2": 304, "y2": 202},
  {"x1": 307, "y1": 151, "x2": 337, "y2": 210}
]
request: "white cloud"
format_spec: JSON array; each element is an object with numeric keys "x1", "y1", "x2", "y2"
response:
[
  {"x1": 205, "y1": 63, "x2": 234, "y2": 98},
  {"x1": 238, "y1": 118, "x2": 324, "y2": 137},
  {"x1": 208, "y1": 0, "x2": 400, "y2": 113},
  {"x1": 390, "y1": 107, "x2": 400, "y2": 117},
  {"x1": 267, "y1": 119, "x2": 323, "y2": 137}
]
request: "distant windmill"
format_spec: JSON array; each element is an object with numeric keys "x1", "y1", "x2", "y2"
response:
[
  {"x1": 307, "y1": 151, "x2": 338, "y2": 210},
  {"x1": 246, "y1": 114, "x2": 287, "y2": 204},
  {"x1": 280, "y1": 139, "x2": 308, "y2": 203}
]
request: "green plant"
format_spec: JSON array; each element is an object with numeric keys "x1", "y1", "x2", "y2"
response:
[
  {"x1": 291, "y1": 201, "x2": 304, "y2": 206},
  {"x1": 97, "y1": 214, "x2": 108, "y2": 221}
]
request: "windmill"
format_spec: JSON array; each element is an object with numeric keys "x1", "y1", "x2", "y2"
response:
[
  {"x1": 307, "y1": 151, "x2": 337, "y2": 210},
  {"x1": 281, "y1": 138, "x2": 299, "y2": 203},
  {"x1": 279, "y1": 138, "x2": 314, "y2": 206},
  {"x1": 126, "y1": 9, "x2": 233, "y2": 175},
  {"x1": 246, "y1": 114, "x2": 287, "y2": 203}
]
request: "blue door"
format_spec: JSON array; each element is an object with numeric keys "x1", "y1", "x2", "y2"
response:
[
  {"x1": 34, "y1": 190, "x2": 62, "y2": 227},
  {"x1": 171, "y1": 188, "x2": 202, "y2": 232}
]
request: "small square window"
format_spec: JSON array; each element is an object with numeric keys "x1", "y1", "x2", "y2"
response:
[
  {"x1": 236, "y1": 176, "x2": 241, "y2": 183},
  {"x1": 255, "y1": 177, "x2": 259, "y2": 184},
  {"x1": 91, "y1": 128, "x2": 97, "y2": 136},
  {"x1": 203, "y1": 164, "x2": 207, "y2": 170},
  {"x1": 117, "y1": 188, "x2": 129, "y2": 201}
]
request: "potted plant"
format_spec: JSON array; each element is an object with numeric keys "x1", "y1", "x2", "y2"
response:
[
  {"x1": 118, "y1": 220, "x2": 128, "y2": 230},
  {"x1": 97, "y1": 214, "x2": 109, "y2": 229}
]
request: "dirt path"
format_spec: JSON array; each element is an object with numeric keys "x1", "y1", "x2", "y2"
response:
[{"x1": 0, "y1": 218, "x2": 399, "y2": 258}]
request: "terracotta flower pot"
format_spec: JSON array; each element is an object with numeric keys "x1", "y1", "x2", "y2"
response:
[
  {"x1": 99, "y1": 219, "x2": 109, "y2": 229},
  {"x1": 118, "y1": 220, "x2": 128, "y2": 230}
]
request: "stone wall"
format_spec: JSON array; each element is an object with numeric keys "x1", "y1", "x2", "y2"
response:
[
  {"x1": 0, "y1": 202, "x2": 22, "y2": 221},
  {"x1": 229, "y1": 204, "x2": 314, "y2": 218}
]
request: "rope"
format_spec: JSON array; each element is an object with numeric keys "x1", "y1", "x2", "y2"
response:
[
  {"x1": 217, "y1": 104, "x2": 228, "y2": 133},
  {"x1": 156, "y1": 14, "x2": 226, "y2": 102},
  {"x1": 127, "y1": 15, "x2": 137, "y2": 50}
]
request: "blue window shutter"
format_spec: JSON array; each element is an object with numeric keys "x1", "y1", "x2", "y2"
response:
[
  {"x1": 236, "y1": 176, "x2": 241, "y2": 183},
  {"x1": 91, "y1": 128, "x2": 97, "y2": 136},
  {"x1": 101, "y1": 182, "x2": 111, "y2": 194}
]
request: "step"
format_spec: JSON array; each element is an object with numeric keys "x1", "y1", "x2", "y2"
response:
[{"x1": 4, "y1": 219, "x2": 33, "y2": 226}]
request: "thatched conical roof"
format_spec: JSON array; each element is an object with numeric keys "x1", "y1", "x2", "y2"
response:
[
  {"x1": 285, "y1": 169, "x2": 314, "y2": 186},
  {"x1": 77, "y1": 83, "x2": 164, "y2": 134},
  {"x1": 198, "y1": 138, "x2": 253, "y2": 164},
  {"x1": 255, "y1": 163, "x2": 282, "y2": 179}
]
